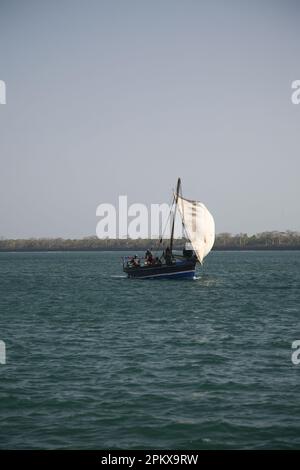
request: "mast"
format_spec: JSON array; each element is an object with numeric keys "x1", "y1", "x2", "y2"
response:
[{"x1": 170, "y1": 178, "x2": 181, "y2": 253}]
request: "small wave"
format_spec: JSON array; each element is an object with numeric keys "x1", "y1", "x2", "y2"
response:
[{"x1": 193, "y1": 275, "x2": 219, "y2": 287}]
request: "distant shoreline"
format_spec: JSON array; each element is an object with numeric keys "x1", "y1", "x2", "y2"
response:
[
  {"x1": 1, "y1": 248, "x2": 300, "y2": 253},
  {"x1": 1, "y1": 232, "x2": 300, "y2": 252},
  {"x1": 1, "y1": 247, "x2": 300, "y2": 253}
]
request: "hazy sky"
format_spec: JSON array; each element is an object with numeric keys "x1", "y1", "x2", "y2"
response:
[{"x1": 0, "y1": 0, "x2": 299, "y2": 238}]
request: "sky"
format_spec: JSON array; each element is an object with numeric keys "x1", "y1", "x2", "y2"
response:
[{"x1": 0, "y1": 0, "x2": 299, "y2": 238}]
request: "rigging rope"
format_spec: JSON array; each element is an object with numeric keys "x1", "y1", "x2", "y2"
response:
[
  {"x1": 151, "y1": 193, "x2": 176, "y2": 256},
  {"x1": 158, "y1": 194, "x2": 175, "y2": 246}
]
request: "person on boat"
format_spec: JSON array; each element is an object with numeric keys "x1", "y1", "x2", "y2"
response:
[
  {"x1": 163, "y1": 246, "x2": 172, "y2": 265},
  {"x1": 128, "y1": 257, "x2": 134, "y2": 267},
  {"x1": 155, "y1": 257, "x2": 162, "y2": 266},
  {"x1": 145, "y1": 249, "x2": 153, "y2": 265},
  {"x1": 134, "y1": 255, "x2": 140, "y2": 266},
  {"x1": 131, "y1": 255, "x2": 140, "y2": 267}
]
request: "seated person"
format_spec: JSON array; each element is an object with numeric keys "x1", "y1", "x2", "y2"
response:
[
  {"x1": 163, "y1": 246, "x2": 172, "y2": 265},
  {"x1": 130, "y1": 255, "x2": 140, "y2": 267},
  {"x1": 145, "y1": 249, "x2": 153, "y2": 265}
]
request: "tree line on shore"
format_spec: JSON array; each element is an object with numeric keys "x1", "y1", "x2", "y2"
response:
[{"x1": 0, "y1": 231, "x2": 300, "y2": 251}]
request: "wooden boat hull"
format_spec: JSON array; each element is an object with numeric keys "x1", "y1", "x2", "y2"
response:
[{"x1": 123, "y1": 260, "x2": 196, "y2": 279}]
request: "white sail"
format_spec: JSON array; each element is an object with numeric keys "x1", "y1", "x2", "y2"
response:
[{"x1": 177, "y1": 195, "x2": 215, "y2": 264}]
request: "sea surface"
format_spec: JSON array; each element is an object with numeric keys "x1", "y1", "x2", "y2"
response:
[{"x1": 0, "y1": 250, "x2": 300, "y2": 449}]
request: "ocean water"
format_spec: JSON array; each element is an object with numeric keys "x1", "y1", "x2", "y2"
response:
[{"x1": 0, "y1": 250, "x2": 300, "y2": 450}]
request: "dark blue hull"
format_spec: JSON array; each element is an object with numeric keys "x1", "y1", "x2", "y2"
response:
[
  {"x1": 123, "y1": 259, "x2": 196, "y2": 280},
  {"x1": 143, "y1": 270, "x2": 196, "y2": 280}
]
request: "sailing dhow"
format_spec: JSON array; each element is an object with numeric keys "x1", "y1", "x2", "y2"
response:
[{"x1": 123, "y1": 178, "x2": 215, "y2": 279}]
